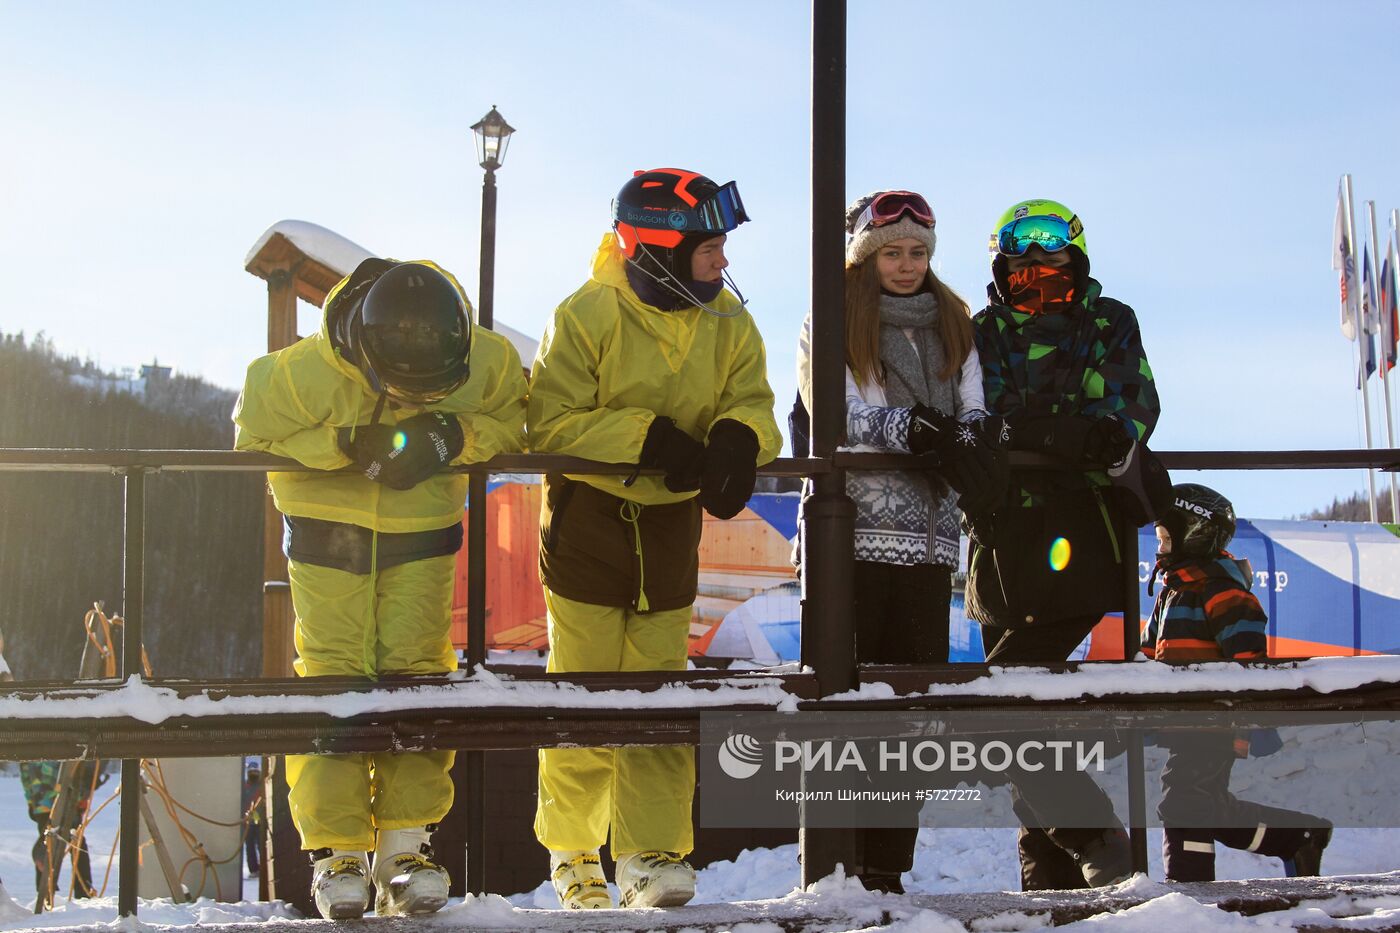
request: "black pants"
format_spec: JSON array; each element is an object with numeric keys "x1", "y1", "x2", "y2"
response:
[
  {"x1": 982, "y1": 615, "x2": 1124, "y2": 891},
  {"x1": 851, "y1": 561, "x2": 952, "y2": 878},
  {"x1": 1159, "y1": 732, "x2": 1312, "y2": 882},
  {"x1": 853, "y1": 561, "x2": 952, "y2": 665},
  {"x1": 33, "y1": 816, "x2": 94, "y2": 901},
  {"x1": 245, "y1": 821, "x2": 265, "y2": 876}
]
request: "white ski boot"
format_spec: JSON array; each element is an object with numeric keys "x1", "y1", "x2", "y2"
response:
[
  {"x1": 616, "y1": 850, "x2": 695, "y2": 908},
  {"x1": 373, "y1": 825, "x2": 450, "y2": 917},
  {"x1": 549, "y1": 849, "x2": 613, "y2": 909},
  {"x1": 310, "y1": 848, "x2": 370, "y2": 920}
]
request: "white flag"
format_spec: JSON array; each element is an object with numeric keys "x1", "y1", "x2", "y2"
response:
[{"x1": 1335, "y1": 183, "x2": 1358, "y2": 341}]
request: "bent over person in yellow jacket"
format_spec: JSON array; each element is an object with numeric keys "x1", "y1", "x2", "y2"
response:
[
  {"x1": 233, "y1": 259, "x2": 526, "y2": 920},
  {"x1": 528, "y1": 169, "x2": 781, "y2": 910}
]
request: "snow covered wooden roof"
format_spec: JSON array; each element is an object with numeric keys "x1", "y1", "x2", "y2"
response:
[{"x1": 245, "y1": 219, "x2": 539, "y2": 364}]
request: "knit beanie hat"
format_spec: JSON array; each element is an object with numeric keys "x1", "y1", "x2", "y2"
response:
[{"x1": 844, "y1": 191, "x2": 937, "y2": 266}]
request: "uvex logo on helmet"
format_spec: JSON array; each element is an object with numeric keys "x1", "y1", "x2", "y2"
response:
[{"x1": 1174, "y1": 498, "x2": 1214, "y2": 520}]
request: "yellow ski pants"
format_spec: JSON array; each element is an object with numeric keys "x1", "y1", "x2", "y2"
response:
[
  {"x1": 533, "y1": 589, "x2": 695, "y2": 856},
  {"x1": 285, "y1": 555, "x2": 458, "y2": 851}
]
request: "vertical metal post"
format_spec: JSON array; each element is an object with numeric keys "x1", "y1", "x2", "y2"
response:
[
  {"x1": 261, "y1": 264, "x2": 308, "y2": 906},
  {"x1": 1366, "y1": 201, "x2": 1399, "y2": 521},
  {"x1": 118, "y1": 467, "x2": 146, "y2": 917},
  {"x1": 478, "y1": 167, "x2": 498, "y2": 332},
  {"x1": 1120, "y1": 517, "x2": 1148, "y2": 874},
  {"x1": 805, "y1": 0, "x2": 854, "y2": 706},
  {"x1": 465, "y1": 472, "x2": 488, "y2": 894},
  {"x1": 800, "y1": 0, "x2": 856, "y2": 890},
  {"x1": 1390, "y1": 212, "x2": 1400, "y2": 523},
  {"x1": 1342, "y1": 176, "x2": 1379, "y2": 521},
  {"x1": 465, "y1": 146, "x2": 499, "y2": 898}
]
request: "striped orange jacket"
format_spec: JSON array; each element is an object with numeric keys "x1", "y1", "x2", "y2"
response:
[{"x1": 1142, "y1": 554, "x2": 1267, "y2": 662}]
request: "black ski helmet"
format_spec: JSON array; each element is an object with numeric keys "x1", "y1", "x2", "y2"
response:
[
  {"x1": 1158, "y1": 483, "x2": 1237, "y2": 557},
  {"x1": 353, "y1": 262, "x2": 471, "y2": 403},
  {"x1": 612, "y1": 168, "x2": 748, "y2": 283}
]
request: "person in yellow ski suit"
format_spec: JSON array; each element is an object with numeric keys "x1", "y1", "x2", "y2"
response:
[
  {"x1": 528, "y1": 168, "x2": 780, "y2": 910},
  {"x1": 234, "y1": 259, "x2": 526, "y2": 918}
]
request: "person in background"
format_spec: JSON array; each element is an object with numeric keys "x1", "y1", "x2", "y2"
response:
[
  {"x1": 967, "y1": 198, "x2": 1160, "y2": 890},
  {"x1": 234, "y1": 259, "x2": 527, "y2": 919},
  {"x1": 1146, "y1": 483, "x2": 1331, "y2": 881},
  {"x1": 528, "y1": 168, "x2": 780, "y2": 909},
  {"x1": 795, "y1": 189, "x2": 1004, "y2": 893},
  {"x1": 9, "y1": 634, "x2": 97, "y2": 903},
  {"x1": 21, "y1": 759, "x2": 97, "y2": 902},
  {"x1": 242, "y1": 764, "x2": 266, "y2": 879}
]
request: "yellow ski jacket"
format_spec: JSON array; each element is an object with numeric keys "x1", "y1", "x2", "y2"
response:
[
  {"x1": 233, "y1": 262, "x2": 527, "y2": 533},
  {"x1": 528, "y1": 233, "x2": 781, "y2": 504}
]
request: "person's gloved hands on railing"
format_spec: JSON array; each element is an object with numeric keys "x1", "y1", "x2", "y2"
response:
[
  {"x1": 971, "y1": 413, "x2": 1011, "y2": 514},
  {"x1": 636, "y1": 416, "x2": 706, "y2": 492},
  {"x1": 337, "y1": 411, "x2": 463, "y2": 490},
  {"x1": 1011, "y1": 414, "x2": 1133, "y2": 467},
  {"x1": 907, "y1": 404, "x2": 1007, "y2": 517},
  {"x1": 700, "y1": 419, "x2": 760, "y2": 519}
]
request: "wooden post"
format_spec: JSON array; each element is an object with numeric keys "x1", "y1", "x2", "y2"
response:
[
  {"x1": 261, "y1": 263, "x2": 300, "y2": 680},
  {"x1": 245, "y1": 228, "x2": 348, "y2": 915}
]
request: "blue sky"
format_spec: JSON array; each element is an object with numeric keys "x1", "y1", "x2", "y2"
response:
[{"x1": 3, "y1": 0, "x2": 1399, "y2": 519}]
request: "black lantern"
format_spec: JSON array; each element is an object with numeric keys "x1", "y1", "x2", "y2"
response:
[{"x1": 471, "y1": 106, "x2": 515, "y2": 170}]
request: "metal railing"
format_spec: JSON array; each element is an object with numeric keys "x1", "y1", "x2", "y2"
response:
[{"x1": 3, "y1": 446, "x2": 1400, "y2": 913}]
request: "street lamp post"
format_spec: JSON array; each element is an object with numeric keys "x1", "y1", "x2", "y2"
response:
[
  {"x1": 463, "y1": 104, "x2": 514, "y2": 900},
  {"x1": 470, "y1": 106, "x2": 515, "y2": 332}
]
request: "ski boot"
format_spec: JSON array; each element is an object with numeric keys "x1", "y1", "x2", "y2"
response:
[
  {"x1": 616, "y1": 850, "x2": 696, "y2": 908},
  {"x1": 857, "y1": 871, "x2": 905, "y2": 895},
  {"x1": 1283, "y1": 822, "x2": 1333, "y2": 877},
  {"x1": 549, "y1": 849, "x2": 613, "y2": 909},
  {"x1": 1074, "y1": 829, "x2": 1134, "y2": 887},
  {"x1": 373, "y1": 825, "x2": 450, "y2": 917},
  {"x1": 310, "y1": 848, "x2": 370, "y2": 920}
]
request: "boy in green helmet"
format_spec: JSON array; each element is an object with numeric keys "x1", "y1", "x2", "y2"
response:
[{"x1": 967, "y1": 199, "x2": 1161, "y2": 890}]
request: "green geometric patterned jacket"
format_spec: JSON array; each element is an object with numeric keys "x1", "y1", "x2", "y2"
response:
[{"x1": 972, "y1": 277, "x2": 1160, "y2": 503}]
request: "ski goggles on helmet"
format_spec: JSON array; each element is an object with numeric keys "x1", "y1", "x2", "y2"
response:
[
  {"x1": 614, "y1": 180, "x2": 750, "y2": 235},
  {"x1": 851, "y1": 190, "x2": 935, "y2": 236},
  {"x1": 994, "y1": 214, "x2": 1082, "y2": 257}
]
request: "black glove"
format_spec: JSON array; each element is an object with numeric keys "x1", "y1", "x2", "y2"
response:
[
  {"x1": 906, "y1": 402, "x2": 957, "y2": 456},
  {"x1": 1013, "y1": 415, "x2": 1132, "y2": 466},
  {"x1": 1107, "y1": 440, "x2": 1173, "y2": 526},
  {"x1": 971, "y1": 415, "x2": 1011, "y2": 514},
  {"x1": 907, "y1": 405, "x2": 1007, "y2": 517},
  {"x1": 700, "y1": 419, "x2": 759, "y2": 519},
  {"x1": 337, "y1": 422, "x2": 397, "y2": 465},
  {"x1": 977, "y1": 414, "x2": 1012, "y2": 450},
  {"x1": 639, "y1": 416, "x2": 706, "y2": 492},
  {"x1": 339, "y1": 411, "x2": 463, "y2": 490},
  {"x1": 1084, "y1": 417, "x2": 1134, "y2": 466}
]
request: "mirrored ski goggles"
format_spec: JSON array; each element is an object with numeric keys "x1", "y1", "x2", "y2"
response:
[
  {"x1": 995, "y1": 214, "x2": 1080, "y2": 257},
  {"x1": 692, "y1": 180, "x2": 749, "y2": 232},
  {"x1": 852, "y1": 190, "x2": 935, "y2": 236}
]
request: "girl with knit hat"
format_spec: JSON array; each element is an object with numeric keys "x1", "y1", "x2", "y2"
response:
[{"x1": 795, "y1": 190, "x2": 1006, "y2": 893}]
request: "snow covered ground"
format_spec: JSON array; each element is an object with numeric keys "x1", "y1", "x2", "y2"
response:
[{"x1": 2, "y1": 768, "x2": 1400, "y2": 931}]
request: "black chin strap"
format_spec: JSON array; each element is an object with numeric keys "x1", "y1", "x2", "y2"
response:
[{"x1": 369, "y1": 390, "x2": 389, "y2": 427}]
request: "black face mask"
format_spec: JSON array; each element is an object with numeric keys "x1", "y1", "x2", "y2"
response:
[{"x1": 624, "y1": 263, "x2": 723, "y2": 312}]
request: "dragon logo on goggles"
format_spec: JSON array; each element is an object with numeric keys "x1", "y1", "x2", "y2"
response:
[{"x1": 615, "y1": 181, "x2": 749, "y2": 234}]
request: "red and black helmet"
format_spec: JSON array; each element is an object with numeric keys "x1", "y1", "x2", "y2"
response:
[{"x1": 612, "y1": 168, "x2": 748, "y2": 281}]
